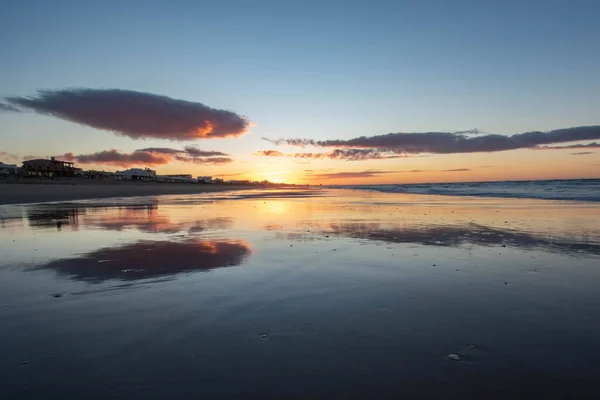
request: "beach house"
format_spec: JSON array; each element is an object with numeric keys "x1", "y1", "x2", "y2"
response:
[
  {"x1": 21, "y1": 157, "x2": 82, "y2": 178},
  {"x1": 197, "y1": 176, "x2": 213, "y2": 183},
  {"x1": 157, "y1": 174, "x2": 195, "y2": 183},
  {"x1": 0, "y1": 162, "x2": 19, "y2": 176},
  {"x1": 115, "y1": 167, "x2": 157, "y2": 181}
]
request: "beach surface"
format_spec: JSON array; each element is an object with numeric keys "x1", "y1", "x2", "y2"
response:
[
  {"x1": 0, "y1": 180, "x2": 290, "y2": 205},
  {"x1": 1, "y1": 188, "x2": 600, "y2": 399}
]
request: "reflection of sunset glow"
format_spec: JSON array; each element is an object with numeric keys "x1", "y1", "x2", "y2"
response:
[
  {"x1": 199, "y1": 241, "x2": 219, "y2": 254},
  {"x1": 87, "y1": 207, "x2": 233, "y2": 234}
]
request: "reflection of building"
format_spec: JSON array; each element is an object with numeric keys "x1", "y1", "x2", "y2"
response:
[
  {"x1": 157, "y1": 174, "x2": 195, "y2": 183},
  {"x1": 0, "y1": 162, "x2": 19, "y2": 176},
  {"x1": 116, "y1": 168, "x2": 156, "y2": 181},
  {"x1": 21, "y1": 157, "x2": 82, "y2": 178},
  {"x1": 27, "y1": 208, "x2": 80, "y2": 229},
  {"x1": 197, "y1": 176, "x2": 212, "y2": 183}
]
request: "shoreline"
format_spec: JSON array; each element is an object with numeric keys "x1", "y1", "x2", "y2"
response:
[{"x1": 0, "y1": 180, "x2": 294, "y2": 205}]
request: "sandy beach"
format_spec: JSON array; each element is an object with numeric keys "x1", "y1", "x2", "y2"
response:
[
  {"x1": 0, "y1": 180, "x2": 293, "y2": 205},
  {"x1": 2, "y1": 188, "x2": 600, "y2": 399}
]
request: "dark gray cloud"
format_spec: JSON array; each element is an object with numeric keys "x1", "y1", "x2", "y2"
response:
[
  {"x1": 265, "y1": 126, "x2": 600, "y2": 155},
  {"x1": 253, "y1": 148, "x2": 413, "y2": 161},
  {"x1": 62, "y1": 148, "x2": 232, "y2": 167},
  {"x1": 442, "y1": 168, "x2": 471, "y2": 172},
  {"x1": 534, "y1": 142, "x2": 600, "y2": 150},
  {"x1": 75, "y1": 150, "x2": 170, "y2": 167},
  {"x1": 183, "y1": 146, "x2": 228, "y2": 157},
  {"x1": 1, "y1": 88, "x2": 250, "y2": 140},
  {"x1": 0, "y1": 103, "x2": 21, "y2": 112},
  {"x1": 136, "y1": 146, "x2": 229, "y2": 157},
  {"x1": 135, "y1": 147, "x2": 182, "y2": 154},
  {"x1": 174, "y1": 155, "x2": 233, "y2": 164}
]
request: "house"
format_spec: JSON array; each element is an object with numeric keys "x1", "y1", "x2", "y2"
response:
[
  {"x1": 116, "y1": 167, "x2": 156, "y2": 181},
  {"x1": 0, "y1": 162, "x2": 19, "y2": 176},
  {"x1": 21, "y1": 157, "x2": 82, "y2": 178},
  {"x1": 157, "y1": 174, "x2": 195, "y2": 183},
  {"x1": 83, "y1": 170, "x2": 117, "y2": 179},
  {"x1": 197, "y1": 176, "x2": 212, "y2": 184}
]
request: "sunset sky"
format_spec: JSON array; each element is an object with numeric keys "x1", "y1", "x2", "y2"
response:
[{"x1": 1, "y1": 0, "x2": 599, "y2": 184}]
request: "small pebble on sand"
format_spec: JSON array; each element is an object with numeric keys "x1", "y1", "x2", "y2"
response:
[{"x1": 448, "y1": 354, "x2": 461, "y2": 361}]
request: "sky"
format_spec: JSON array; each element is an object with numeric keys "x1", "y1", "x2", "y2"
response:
[{"x1": 0, "y1": 0, "x2": 599, "y2": 184}]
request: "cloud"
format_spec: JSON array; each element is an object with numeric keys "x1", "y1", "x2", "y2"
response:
[
  {"x1": 442, "y1": 168, "x2": 471, "y2": 172},
  {"x1": 254, "y1": 150, "x2": 285, "y2": 157},
  {"x1": 214, "y1": 172, "x2": 248, "y2": 177},
  {"x1": 182, "y1": 146, "x2": 228, "y2": 157},
  {"x1": 2, "y1": 88, "x2": 250, "y2": 140},
  {"x1": 174, "y1": 155, "x2": 233, "y2": 164},
  {"x1": 75, "y1": 150, "x2": 170, "y2": 167},
  {"x1": 534, "y1": 142, "x2": 600, "y2": 150},
  {"x1": 0, "y1": 103, "x2": 21, "y2": 112},
  {"x1": 63, "y1": 148, "x2": 233, "y2": 167},
  {"x1": 265, "y1": 126, "x2": 600, "y2": 155},
  {"x1": 136, "y1": 146, "x2": 229, "y2": 158},
  {"x1": 0, "y1": 151, "x2": 19, "y2": 162},
  {"x1": 570, "y1": 152, "x2": 595, "y2": 155},
  {"x1": 307, "y1": 170, "x2": 397, "y2": 179},
  {"x1": 478, "y1": 165, "x2": 496, "y2": 168},
  {"x1": 253, "y1": 148, "x2": 415, "y2": 161}
]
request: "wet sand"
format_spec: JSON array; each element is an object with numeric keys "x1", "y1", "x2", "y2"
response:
[
  {"x1": 1, "y1": 188, "x2": 600, "y2": 399},
  {"x1": 0, "y1": 180, "x2": 291, "y2": 205}
]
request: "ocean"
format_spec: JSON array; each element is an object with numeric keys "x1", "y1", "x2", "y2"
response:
[{"x1": 344, "y1": 178, "x2": 600, "y2": 202}]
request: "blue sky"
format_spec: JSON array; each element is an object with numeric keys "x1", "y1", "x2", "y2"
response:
[{"x1": 1, "y1": 0, "x2": 599, "y2": 182}]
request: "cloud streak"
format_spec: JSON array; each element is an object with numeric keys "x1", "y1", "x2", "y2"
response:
[
  {"x1": 55, "y1": 147, "x2": 233, "y2": 167},
  {"x1": 253, "y1": 148, "x2": 415, "y2": 161},
  {"x1": 534, "y1": 142, "x2": 600, "y2": 150},
  {"x1": 306, "y1": 170, "x2": 397, "y2": 179},
  {"x1": 0, "y1": 151, "x2": 19, "y2": 162},
  {"x1": 265, "y1": 126, "x2": 600, "y2": 155},
  {"x1": 1, "y1": 88, "x2": 250, "y2": 141}
]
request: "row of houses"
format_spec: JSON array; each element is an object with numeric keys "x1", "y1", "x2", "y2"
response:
[{"x1": 0, "y1": 157, "x2": 228, "y2": 184}]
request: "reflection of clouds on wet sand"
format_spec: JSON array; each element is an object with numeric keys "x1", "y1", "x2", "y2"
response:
[
  {"x1": 326, "y1": 222, "x2": 600, "y2": 256},
  {"x1": 89, "y1": 212, "x2": 233, "y2": 234},
  {"x1": 15, "y1": 203, "x2": 233, "y2": 234},
  {"x1": 272, "y1": 221, "x2": 600, "y2": 256},
  {"x1": 38, "y1": 239, "x2": 251, "y2": 282}
]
